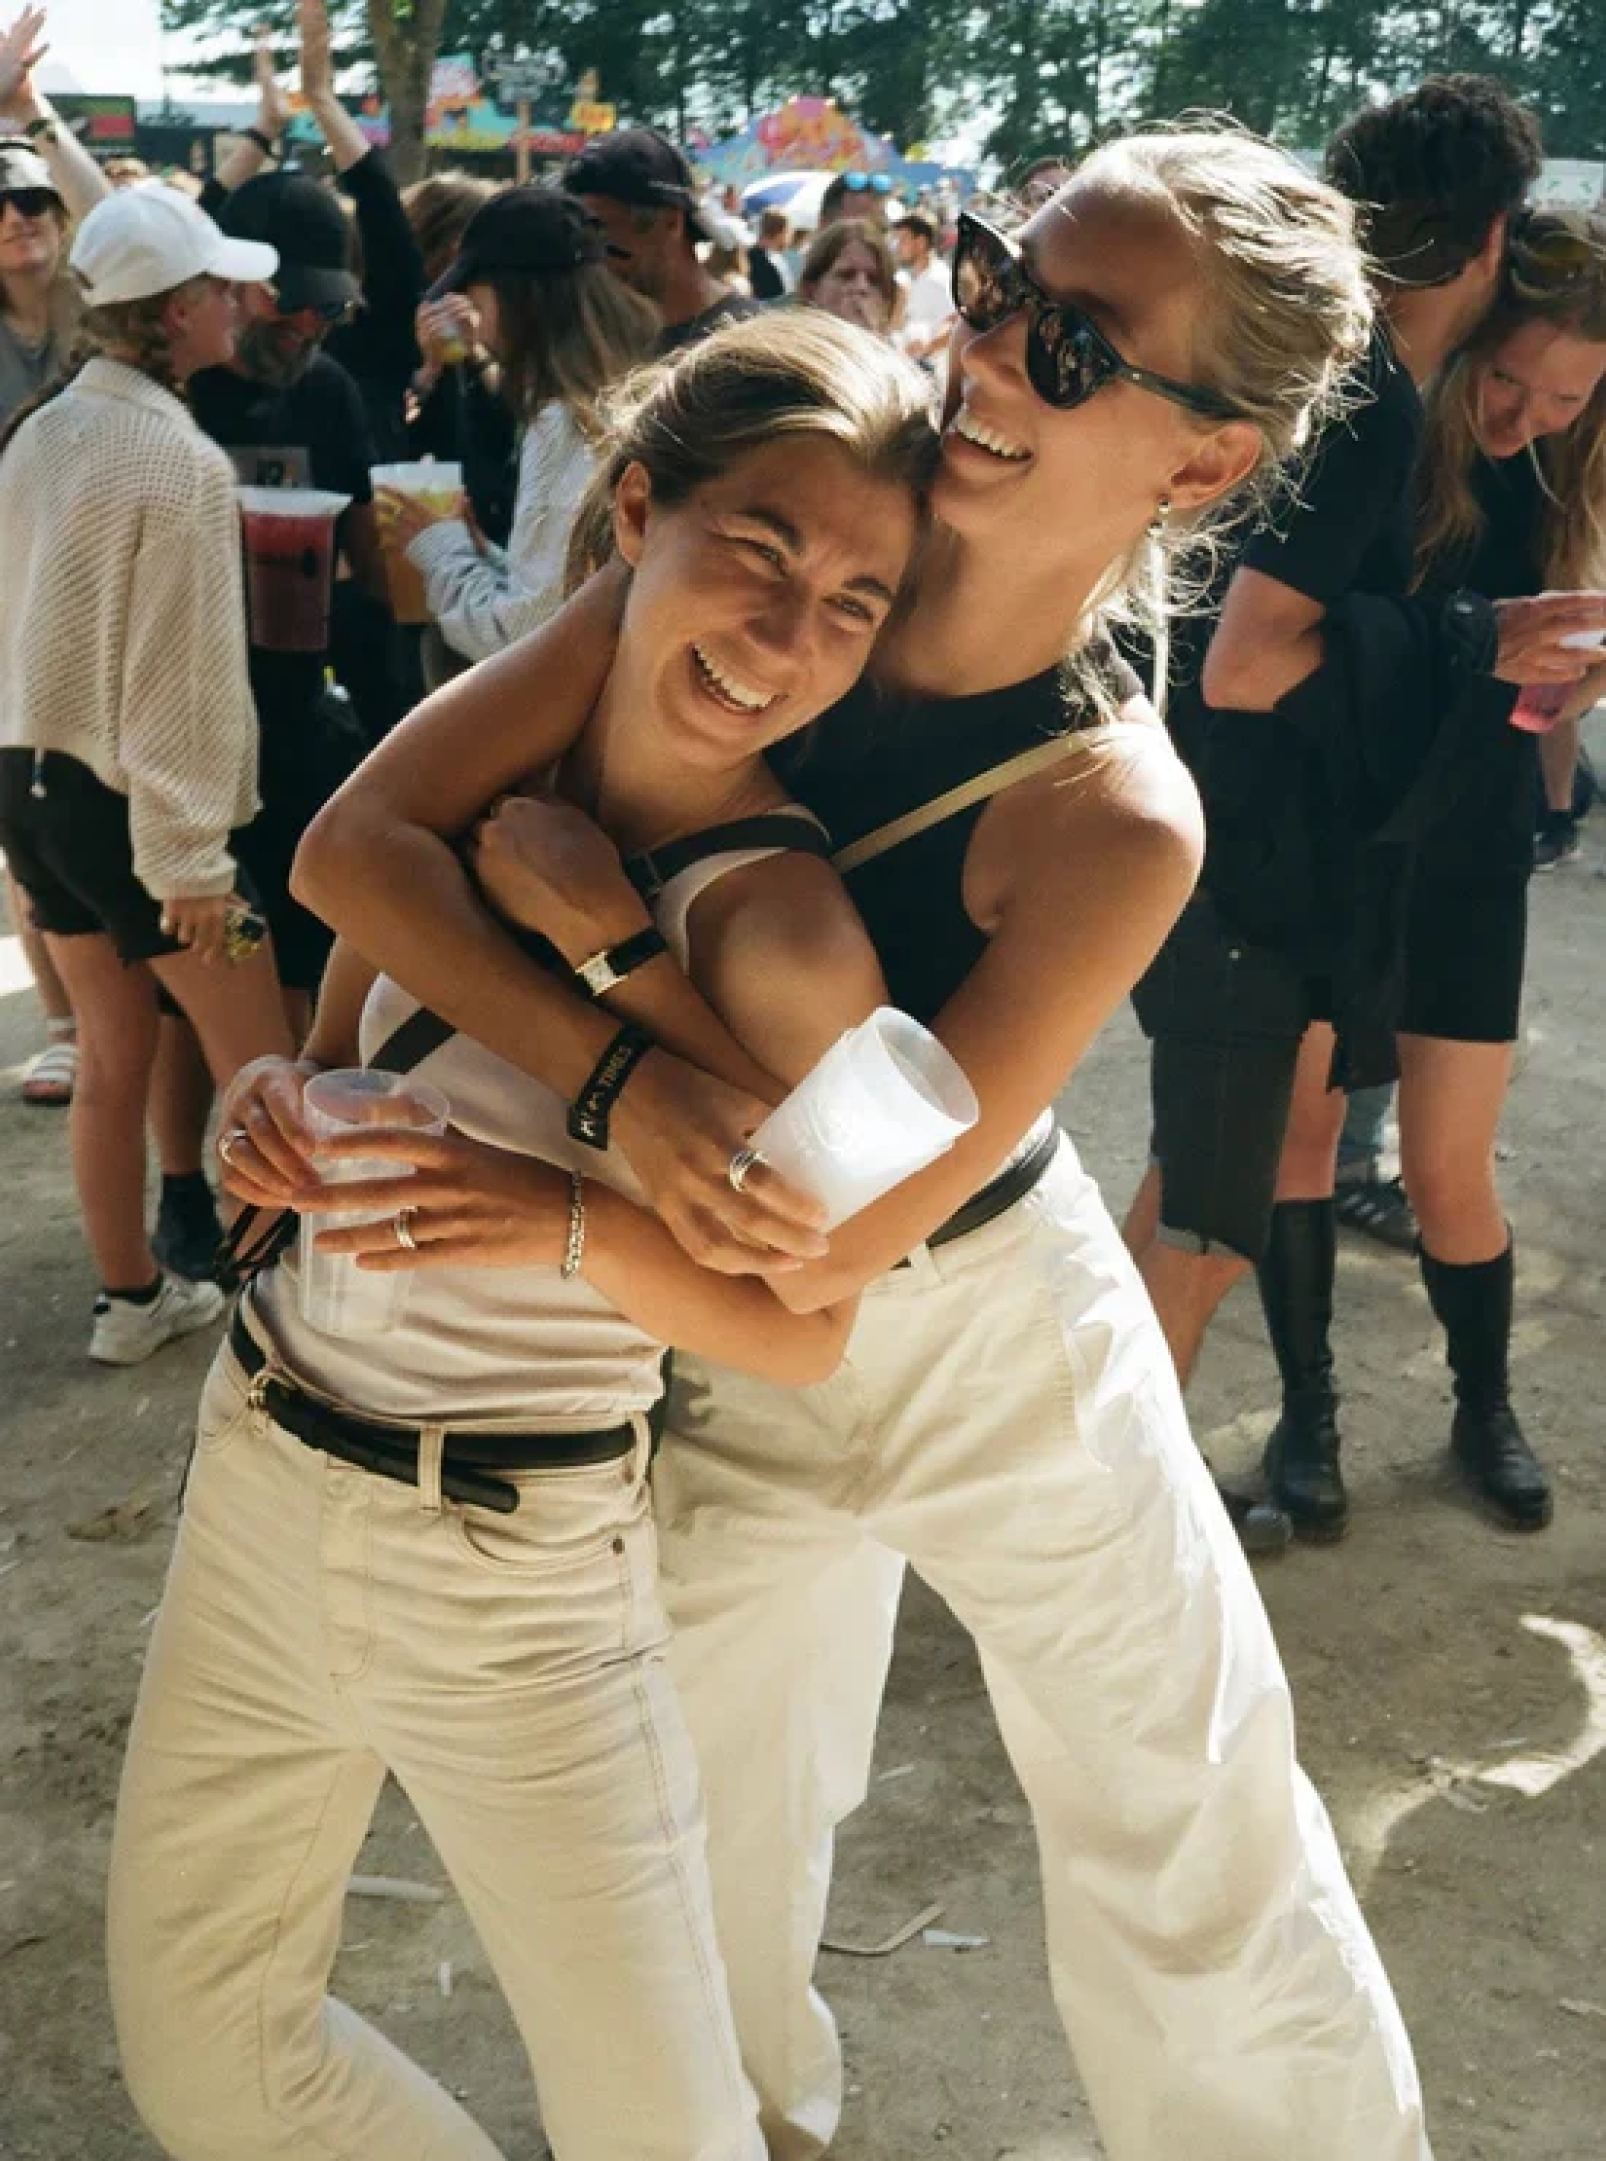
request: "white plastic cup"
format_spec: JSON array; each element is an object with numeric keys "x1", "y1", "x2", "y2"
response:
[
  {"x1": 236, "y1": 486, "x2": 353, "y2": 652},
  {"x1": 750, "y1": 1007, "x2": 979, "y2": 1230},
  {"x1": 297, "y1": 1070, "x2": 450, "y2": 1338}
]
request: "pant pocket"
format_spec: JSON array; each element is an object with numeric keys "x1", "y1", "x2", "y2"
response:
[{"x1": 450, "y1": 1456, "x2": 646, "y2": 1576}]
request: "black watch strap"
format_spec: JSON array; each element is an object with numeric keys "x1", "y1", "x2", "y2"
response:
[{"x1": 573, "y1": 926, "x2": 668, "y2": 1000}]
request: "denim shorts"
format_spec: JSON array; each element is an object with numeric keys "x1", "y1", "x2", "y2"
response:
[{"x1": 1130, "y1": 893, "x2": 1313, "y2": 1263}]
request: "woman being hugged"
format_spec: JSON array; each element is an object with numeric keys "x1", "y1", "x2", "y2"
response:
[
  {"x1": 109, "y1": 314, "x2": 936, "y2": 2161},
  {"x1": 298, "y1": 133, "x2": 1433, "y2": 2160},
  {"x1": 0, "y1": 186, "x2": 295, "y2": 1363}
]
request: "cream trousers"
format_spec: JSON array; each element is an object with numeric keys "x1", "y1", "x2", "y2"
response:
[
  {"x1": 107, "y1": 1341, "x2": 762, "y2": 2161},
  {"x1": 657, "y1": 1135, "x2": 1433, "y2": 2161}
]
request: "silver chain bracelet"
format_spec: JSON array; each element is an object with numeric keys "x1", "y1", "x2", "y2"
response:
[{"x1": 560, "y1": 1170, "x2": 587, "y2": 1281}]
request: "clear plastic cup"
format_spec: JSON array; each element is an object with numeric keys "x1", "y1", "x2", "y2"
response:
[
  {"x1": 237, "y1": 487, "x2": 353, "y2": 653},
  {"x1": 372, "y1": 461, "x2": 464, "y2": 626},
  {"x1": 750, "y1": 1008, "x2": 979, "y2": 1230},
  {"x1": 297, "y1": 1070, "x2": 450, "y2": 1339}
]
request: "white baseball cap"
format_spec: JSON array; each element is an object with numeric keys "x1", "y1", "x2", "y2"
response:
[{"x1": 71, "y1": 183, "x2": 279, "y2": 307}]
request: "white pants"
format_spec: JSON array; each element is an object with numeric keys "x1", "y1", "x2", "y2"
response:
[
  {"x1": 657, "y1": 1137, "x2": 1431, "y2": 2161},
  {"x1": 108, "y1": 1342, "x2": 763, "y2": 2161}
]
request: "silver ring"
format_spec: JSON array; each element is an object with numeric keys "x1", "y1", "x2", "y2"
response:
[
  {"x1": 218, "y1": 1127, "x2": 249, "y2": 1168},
  {"x1": 727, "y1": 1144, "x2": 765, "y2": 1195},
  {"x1": 394, "y1": 1206, "x2": 420, "y2": 1252}
]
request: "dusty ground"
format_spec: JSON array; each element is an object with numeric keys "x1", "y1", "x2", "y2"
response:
[{"x1": 2, "y1": 748, "x2": 1603, "y2": 2160}]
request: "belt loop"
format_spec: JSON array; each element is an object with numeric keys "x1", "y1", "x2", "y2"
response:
[
  {"x1": 626, "y1": 1413, "x2": 653, "y2": 1493},
  {"x1": 417, "y1": 1424, "x2": 446, "y2": 1515}
]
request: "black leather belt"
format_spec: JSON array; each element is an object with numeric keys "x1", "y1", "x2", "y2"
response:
[
  {"x1": 901, "y1": 1125, "x2": 1061, "y2": 1265},
  {"x1": 229, "y1": 1311, "x2": 633, "y2": 1516}
]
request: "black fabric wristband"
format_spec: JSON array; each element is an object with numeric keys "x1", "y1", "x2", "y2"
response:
[
  {"x1": 244, "y1": 126, "x2": 283, "y2": 160},
  {"x1": 567, "y1": 1024, "x2": 654, "y2": 1152}
]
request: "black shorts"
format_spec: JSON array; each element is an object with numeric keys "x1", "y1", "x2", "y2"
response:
[
  {"x1": 1397, "y1": 863, "x2": 1528, "y2": 1045},
  {"x1": 1131, "y1": 893, "x2": 1313, "y2": 1263},
  {"x1": 0, "y1": 749, "x2": 240, "y2": 966}
]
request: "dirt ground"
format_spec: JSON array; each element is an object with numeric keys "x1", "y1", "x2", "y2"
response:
[{"x1": 2, "y1": 745, "x2": 1603, "y2": 2161}]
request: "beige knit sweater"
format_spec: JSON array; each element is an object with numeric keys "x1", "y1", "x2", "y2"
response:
[{"x1": 0, "y1": 357, "x2": 260, "y2": 901}]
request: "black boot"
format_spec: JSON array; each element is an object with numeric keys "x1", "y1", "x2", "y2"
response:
[
  {"x1": 1419, "y1": 1242, "x2": 1552, "y2": 1531},
  {"x1": 1258, "y1": 1199, "x2": 1348, "y2": 1541}
]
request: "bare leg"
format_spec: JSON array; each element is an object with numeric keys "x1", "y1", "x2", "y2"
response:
[
  {"x1": 147, "y1": 940, "x2": 295, "y2": 1090},
  {"x1": 1273, "y1": 1022, "x2": 1347, "y2": 1201},
  {"x1": 150, "y1": 1013, "x2": 214, "y2": 1178},
  {"x1": 1125, "y1": 1164, "x2": 1255, "y2": 1387},
  {"x1": 43, "y1": 933, "x2": 162, "y2": 1290},
  {"x1": 1538, "y1": 714, "x2": 1582, "y2": 817},
  {"x1": 7, "y1": 864, "x2": 73, "y2": 1024},
  {"x1": 1396, "y1": 1032, "x2": 1514, "y2": 1265}
]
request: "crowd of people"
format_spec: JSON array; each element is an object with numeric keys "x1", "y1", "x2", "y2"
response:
[{"x1": 2, "y1": 0, "x2": 1605, "y2": 2153}]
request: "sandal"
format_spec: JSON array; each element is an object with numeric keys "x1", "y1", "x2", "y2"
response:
[
  {"x1": 21, "y1": 1021, "x2": 77, "y2": 1107},
  {"x1": 1333, "y1": 1173, "x2": 1417, "y2": 1254}
]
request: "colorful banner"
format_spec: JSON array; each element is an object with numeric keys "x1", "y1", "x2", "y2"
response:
[{"x1": 698, "y1": 97, "x2": 972, "y2": 196}]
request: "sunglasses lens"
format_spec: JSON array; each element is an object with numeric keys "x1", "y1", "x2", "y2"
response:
[
  {"x1": 3, "y1": 190, "x2": 54, "y2": 219},
  {"x1": 953, "y1": 220, "x2": 1014, "y2": 330},
  {"x1": 1026, "y1": 309, "x2": 1100, "y2": 409}
]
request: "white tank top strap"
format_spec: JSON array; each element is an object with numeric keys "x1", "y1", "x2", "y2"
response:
[{"x1": 631, "y1": 807, "x2": 833, "y2": 969}]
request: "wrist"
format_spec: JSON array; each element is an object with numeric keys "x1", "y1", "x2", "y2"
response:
[{"x1": 245, "y1": 123, "x2": 283, "y2": 159}]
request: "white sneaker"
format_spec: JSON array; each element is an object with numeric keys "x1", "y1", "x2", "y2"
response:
[{"x1": 89, "y1": 1274, "x2": 226, "y2": 1366}]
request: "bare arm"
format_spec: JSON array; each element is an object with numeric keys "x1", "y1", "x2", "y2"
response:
[
  {"x1": 0, "y1": 11, "x2": 109, "y2": 219},
  {"x1": 209, "y1": 33, "x2": 288, "y2": 197},
  {"x1": 298, "y1": 0, "x2": 370, "y2": 173},
  {"x1": 1202, "y1": 567, "x2": 1327, "y2": 712}
]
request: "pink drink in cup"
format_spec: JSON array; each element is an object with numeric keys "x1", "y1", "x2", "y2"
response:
[{"x1": 237, "y1": 487, "x2": 352, "y2": 654}]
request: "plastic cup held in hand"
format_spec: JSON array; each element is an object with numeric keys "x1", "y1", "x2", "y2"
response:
[
  {"x1": 1511, "y1": 683, "x2": 1570, "y2": 734},
  {"x1": 750, "y1": 1007, "x2": 979, "y2": 1230},
  {"x1": 238, "y1": 487, "x2": 351, "y2": 653},
  {"x1": 372, "y1": 461, "x2": 463, "y2": 625},
  {"x1": 297, "y1": 1069, "x2": 450, "y2": 1339}
]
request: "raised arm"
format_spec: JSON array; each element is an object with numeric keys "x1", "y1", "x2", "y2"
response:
[
  {"x1": 0, "y1": 10, "x2": 109, "y2": 220},
  {"x1": 204, "y1": 33, "x2": 288, "y2": 206}
]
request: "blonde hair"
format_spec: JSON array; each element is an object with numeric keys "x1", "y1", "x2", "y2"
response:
[
  {"x1": 0, "y1": 275, "x2": 207, "y2": 455},
  {"x1": 1416, "y1": 207, "x2": 1606, "y2": 591},
  {"x1": 1020, "y1": 127, "x2": 1372, "y2": 713},
  {"x1": 565, "y1": 309, "x2": 938, "y2": 591}
]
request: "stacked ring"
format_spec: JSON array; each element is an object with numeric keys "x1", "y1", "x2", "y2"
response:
[
  {"x1": 394, "y1": 1206, "x2": 421, "y2": 1253},
  {"x1": 727, "y1": 1144, "x2": 764, "y2": 1194},
  {"x1": 219, "y1": 1128, "x2": 249, "y2": 1168}
]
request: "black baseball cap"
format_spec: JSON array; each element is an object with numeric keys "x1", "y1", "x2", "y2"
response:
[
  {"x1": 217, "y1": 172, "x2": 360, "y2": 313},
  {"x1": 565, "y1": 127, "x2": 709, "y2": 241},
  {"x1": 427, "y1": 186, "x2": 608, "y2": 300}
]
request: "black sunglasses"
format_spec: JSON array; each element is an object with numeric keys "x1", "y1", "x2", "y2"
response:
[
  {"x1": 952, "y1": 212, "x2": 1244, "y2": 422},
  {"x1": 0, "y1": 188, "x2": 58, "y2": 221}
]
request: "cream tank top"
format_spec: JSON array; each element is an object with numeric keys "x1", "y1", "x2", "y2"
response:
[{"x1": 251, "y1": 822, "x2": 821, "y2": 1427}]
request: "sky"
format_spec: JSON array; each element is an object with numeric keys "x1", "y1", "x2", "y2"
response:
[{"x1": 35, "y1": 0, "x2": 187, "y2": 99}]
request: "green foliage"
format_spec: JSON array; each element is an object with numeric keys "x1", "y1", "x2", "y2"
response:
[{"x1": 161, "y1": 0, "x2": 1606, "y2": 165}]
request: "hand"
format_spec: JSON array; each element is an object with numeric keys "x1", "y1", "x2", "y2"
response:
[
  {"x1": 376, "y1": 483, "x2": 465, "y2": 551},
  {"x1": 469, "y1": 796, "x2": 647, "y2": 956},
  {"x1": 215, "y1": 1056, "x2": 325, "y2": 1209},
  {"x1": 1492, "y1": 591, "x2": 1606, "y2": 687},
  {"x1": 0, "y1": 7, "x2": 48, "y2": 122},
  {"x1": 297, "y1": 0, "x2": 334, "y2": 105},
  {"x1": 309, "y1": 1128, "x2": 571, "y2": 1270},
  {"x1": 159, "y1": 892, "x2": 240, "y2": 965},
  {"x1": 415, "y1": 296, "x2": 482, "y2": 371},
  {"x1": 613, "y1": 1049, "x2": 829, "y2": 1274},
  {"x1": 250, "y1": 27, "x2": 290, "y2": 140}
]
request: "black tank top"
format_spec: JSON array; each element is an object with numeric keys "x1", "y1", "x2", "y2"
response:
[{"x1": 776, "y1": 660, "x2": 1124, "y2": 1025}]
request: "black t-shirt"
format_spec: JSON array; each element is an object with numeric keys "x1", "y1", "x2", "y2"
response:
[
  {"x1": 748, "y1": 247, "x2": 787, "y2": 302},
  {"x1": 657, "y1": 292, "x2": 765, "y2": 356},
  {"x1": 191, "y1": 353, "x2": 377, "y2": 724},
  {"x1": 1241, "y1": 326, "x2": 1424, "y2": 606}
]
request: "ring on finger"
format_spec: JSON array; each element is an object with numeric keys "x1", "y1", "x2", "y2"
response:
[
  {"x1": 218, "y1": 1127, "x2": 250, "y2": 1169},
  {"x1": 727, "y1": 1143, "x2": 766, "y2": 1195},
  {"x1": 394, "y1": 1205, "x2": 421, "y2": 1253}
]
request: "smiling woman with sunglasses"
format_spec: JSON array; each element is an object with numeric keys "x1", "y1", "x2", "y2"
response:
[{"x1": 297, "y1": 128, "x2": 1436, "y2": 2160}]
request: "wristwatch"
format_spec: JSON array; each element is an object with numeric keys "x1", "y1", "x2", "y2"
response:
[{"x1": 573, "y1": 927, "x2": 667, "y2": 999}]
